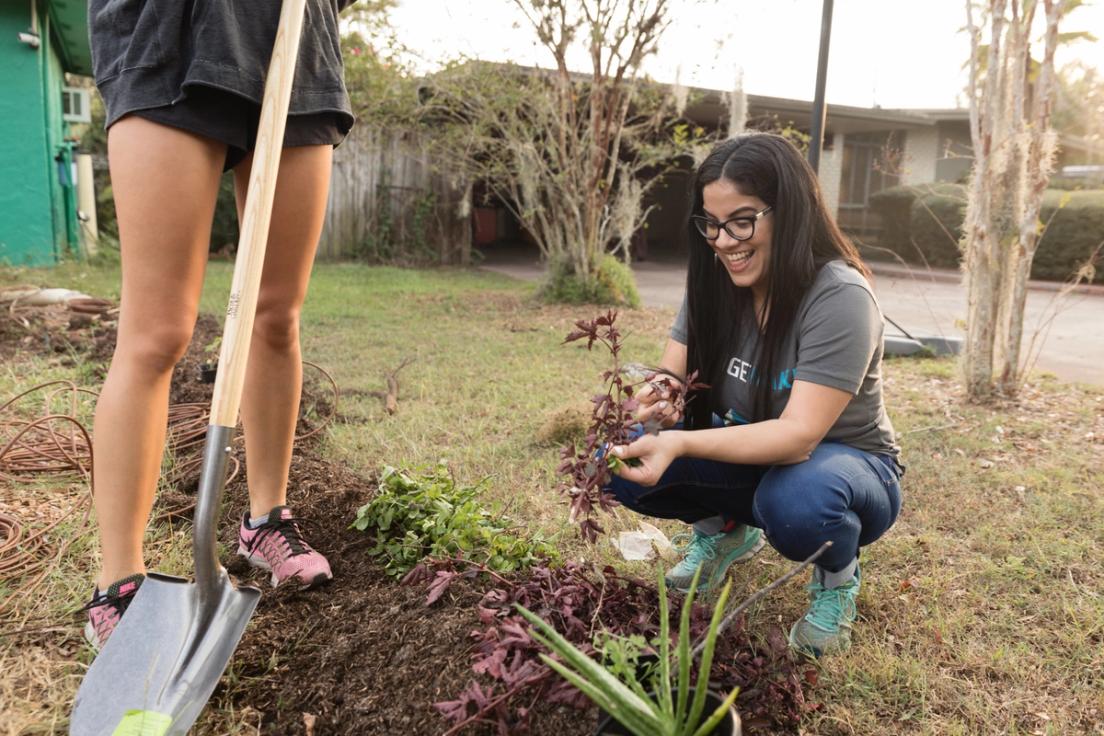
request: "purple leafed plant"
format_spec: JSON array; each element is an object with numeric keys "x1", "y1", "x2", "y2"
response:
[
  {"x1": 559, "y1": 310, "x2": 705, "y2": 541},
  {"x1": 405, "y1": 557, "x2": 816, "y2": 735}
]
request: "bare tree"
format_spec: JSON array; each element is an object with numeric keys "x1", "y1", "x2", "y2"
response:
[
  {"x1": 419, "y1": 0, "x2": 694, "y2": 298},
  {"x1": 726, "y1": 68, "x2": 747, "y2": 139},
  {"x1": 961, "y1": 0, "x2": 1068, "y2": 398}
]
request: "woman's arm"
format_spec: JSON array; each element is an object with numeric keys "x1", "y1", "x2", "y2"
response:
[
  {"x1": 613, "y1": 379, "x2": 852, "y2": 486},
  {"x1": 676, "y1": 379, "x2": 851, "y2": 464}
]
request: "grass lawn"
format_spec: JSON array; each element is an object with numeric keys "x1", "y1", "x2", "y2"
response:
[{"x1": 1, "y1": 261, "x2": 1102, "y2": 734}]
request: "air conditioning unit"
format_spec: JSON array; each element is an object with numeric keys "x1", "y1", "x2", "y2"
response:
[{"x1": 62, "y1": 87, "x2": 91, "y2": 124}]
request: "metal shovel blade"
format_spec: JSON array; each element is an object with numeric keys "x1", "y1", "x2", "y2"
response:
[
  {"x1": 69, "y1": 572, "x2": 260, "y2": 735},
  {"x1": 71, "y1": 425, "x2": 260, "y2": 735}
]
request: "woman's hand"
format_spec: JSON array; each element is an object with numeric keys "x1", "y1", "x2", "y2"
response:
[
  {"x1": 634, "y1": 376, "x2": 684, "y2": 429},
  {"x1": 609, "y1": 431, "x2": 684, "y2": 487}
]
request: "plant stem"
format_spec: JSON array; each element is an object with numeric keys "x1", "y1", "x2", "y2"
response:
[{"x1": 689, "y1": 540, "x2": 832, "y2": 659}]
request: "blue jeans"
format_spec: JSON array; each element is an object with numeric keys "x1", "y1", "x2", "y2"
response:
[{"x1": 606, "y1": 433, "x2": 903, "y2": 573}]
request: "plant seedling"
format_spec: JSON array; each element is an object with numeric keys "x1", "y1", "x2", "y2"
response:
[{"x1": 517, "y1": 567, "x2": 740, "y2": 736}]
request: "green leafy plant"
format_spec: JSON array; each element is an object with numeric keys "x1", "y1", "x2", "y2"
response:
[
  {"x1": 517, "y1": 569, "x2": 740, "y2": 736},
  {"x1": 592, "y1": 631, "x2": 661, "y2": 687},
  {"x1": 351, "y1": 462, "x2": 558, "y2": 577}
]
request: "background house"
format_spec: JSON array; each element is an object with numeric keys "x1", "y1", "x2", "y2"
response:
[
  {"x1": 448, "y1": 88, "x2": 978, "y2": 262},
  {"x1": 0, "y1": 0, "x2": 93, "y2": 266},
  {"x1": 631, "y1": 91, "x2": 1101, "y2": 260},
  {"x1": 455, "y1": 84, "x2": 1100, "y2": 263},
  {"x1": 638, "y1": 93, "x2": 976, "y2": 258}
]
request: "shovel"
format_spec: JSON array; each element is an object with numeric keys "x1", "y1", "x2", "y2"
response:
[{"x1": 70, "y1": 0, "x2": 308, "y2": 732}]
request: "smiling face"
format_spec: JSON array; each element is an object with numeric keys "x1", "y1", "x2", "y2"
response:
[{"x1": 701, "y1": 178, "x2": 774, "y2": 299}]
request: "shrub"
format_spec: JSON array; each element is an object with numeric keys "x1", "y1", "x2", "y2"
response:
[
  {"x1": 869, "y1": 183, "x2": 1104, "y2": 282},
  {"x1": 541, "y1": 254, "x2": 642, "y2": 307},
  {"x1": 908, "y1": 184, "x2": 967, "y2": 269},
  {"x1": 558, "y1": 311, "x2": 702, "y2": 541},
  {"x1": 867, "y1": 185, "x2": 919, "y2": 257},
  {"x1": 517, "y1": 569, "x2": 741, "y2": 736},
  {"x1": 1034, "y1": 190, "x2": 1104, "y2": 281},
  {"x1": 1048, "y1": 176, "x2": 1104, "y2": 191}
]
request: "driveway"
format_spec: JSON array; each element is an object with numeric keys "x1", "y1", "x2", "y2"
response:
[{"x1": 481, "y1": 249, "x2": 1103, "y2": 386}]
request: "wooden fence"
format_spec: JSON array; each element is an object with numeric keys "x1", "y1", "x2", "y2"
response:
[{"x1": 318, "y1": 126, "x2": 472, "y2": 264}]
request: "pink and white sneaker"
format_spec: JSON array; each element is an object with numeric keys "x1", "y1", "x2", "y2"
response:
[
  {"x1": 82, "y1": 573, "x2": 144, "y2": 651},
  {"x1": 237, "y1": 506, "x2": 332, "y2": 589}
]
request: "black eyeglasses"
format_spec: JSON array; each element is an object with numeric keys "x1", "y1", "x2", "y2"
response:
[{"x1": 690, "y1": 205, "x2": 773, "y2": 242}]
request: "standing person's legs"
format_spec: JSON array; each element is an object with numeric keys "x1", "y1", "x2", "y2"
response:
[
  {"x1": 752, "y1": 443, "x2": 902, "y2": 656},
  {"x1": 87, "y1": 117, "x2": 225, "y2": 644},
  {"x1": 232, "y1": 144, "x2": 334, "y2": 587}
]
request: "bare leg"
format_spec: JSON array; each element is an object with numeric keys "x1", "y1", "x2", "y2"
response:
[
  {"x1": 233, "y1": 145, "x2": 333, "y2": 518},
  {"x1": 92, "y1": 118, "x2": 225, "y2": 589}
]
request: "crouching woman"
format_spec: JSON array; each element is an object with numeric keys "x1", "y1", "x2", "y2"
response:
[{"x1": 609, "y1": 133, "x2": 903, "y2": 658}]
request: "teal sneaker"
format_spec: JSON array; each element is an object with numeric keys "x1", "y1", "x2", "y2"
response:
[
  {"x1": 665, "y1": 524, "x2": 765, "y2": 592},
  {"x1": 788, "y1": 567, "x2": 861, "y2": 658}
]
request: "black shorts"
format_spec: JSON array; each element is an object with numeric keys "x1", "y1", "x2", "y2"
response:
[{"x1": 127, "y1": 85, "x2": 346, "y2": 172}]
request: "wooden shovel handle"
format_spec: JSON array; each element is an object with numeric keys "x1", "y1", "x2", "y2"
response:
[{"x1": 210, "y1": 0, "x2": 308, "y2": 427}]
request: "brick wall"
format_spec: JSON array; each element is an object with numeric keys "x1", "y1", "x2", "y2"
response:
[{"x1": 901, "y1": 128, "x2": 940, "y2": 185}]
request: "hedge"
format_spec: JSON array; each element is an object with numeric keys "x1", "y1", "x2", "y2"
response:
[
  {"x1": 908, "y1": 184, "x2": 967, "y2": 269},
  {"x1": 867, "y1": 184, "x2": 1104, "y2": 282}
]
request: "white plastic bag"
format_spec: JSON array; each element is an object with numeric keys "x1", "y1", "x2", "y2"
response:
[{"x1": 614, "y1": 521, "x2": 674, "y2": 561}]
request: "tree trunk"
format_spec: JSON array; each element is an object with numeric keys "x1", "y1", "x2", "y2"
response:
[
  {"x1": 995, "y1": 0, "x2": 1062, "y2": 392},
  {"x1": 961, "y1": 0, "x2": 1064, "y2": 399}
]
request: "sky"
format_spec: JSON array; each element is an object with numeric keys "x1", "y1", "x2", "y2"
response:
[{"x1": 384, "y1": 0, "x2": 1104, "y2": 111}]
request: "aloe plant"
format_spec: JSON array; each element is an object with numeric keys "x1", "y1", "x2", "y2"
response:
[{"x1": 517, "y1": 568, "x2": 740, "y2": 736}]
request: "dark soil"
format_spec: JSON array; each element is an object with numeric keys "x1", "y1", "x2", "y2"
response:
[
  {"x1": 0, "y1": 302, "x2": 116, "y2": 364},
  {"x1": 206, "y1": 454, "x2": 590, "y2": 736},
  {"x1": 2, "y1": 306, "x2": 576, "y2": 734}
]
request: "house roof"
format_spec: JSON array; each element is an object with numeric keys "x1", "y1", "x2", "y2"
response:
[
  {"x1": 902, "y1": 108, "x2": 972, "y2": 122},
  {"x1": 431, "y1": 61, "x2": 973, "y2": 135},
  {"x1": 682, "y1": 86, "x2": 970, "y2": 134},
  {"x1": 47, "y1": 0, "x2": 91, "y2": 76}
]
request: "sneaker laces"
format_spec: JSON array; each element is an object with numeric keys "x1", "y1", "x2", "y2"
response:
[
  {"x1": 80, "y1": 589, "x2": 136, "y2": 616},
  {"x1": 80, "y1": 574, "x2": 143, "y2": 636},
  {"x1": 803, "y1": 580, "x2": 857, "y2": 633},
  {"x1": 244, "y1": 515, "x2": 314, "y2": 558},
  {"x1": 670, "y1": 530, "x2": 720, "y2": 567}
]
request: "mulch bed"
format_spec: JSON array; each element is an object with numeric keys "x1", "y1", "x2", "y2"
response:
[{"x1": 211, "y1": 455, "x2": 590, "y2": 735}]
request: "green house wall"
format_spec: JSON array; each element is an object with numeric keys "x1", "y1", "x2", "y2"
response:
[{"x1": 0, "y1": 0, "x2": 88, "y2": 267}]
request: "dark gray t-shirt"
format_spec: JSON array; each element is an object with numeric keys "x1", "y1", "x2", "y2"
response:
[
  {"x1": 671, "y1": 260, "x2": 899, "y2": 457},
  {"x1": 90, "y1": 0, "x2": 355, "y2": 130}
]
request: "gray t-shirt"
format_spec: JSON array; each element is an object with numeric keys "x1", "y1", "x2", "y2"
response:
[{"x1": 671, "y1": 260, "x2": 899, "y2": 457}]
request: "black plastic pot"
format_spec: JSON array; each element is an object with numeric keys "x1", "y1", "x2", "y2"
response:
[
  {"x1": 199, "y1": 361, "x2": 218, "y2": 384},
  {"x1": 594, "y1": 689, "x2": 741, "y2": 736}
]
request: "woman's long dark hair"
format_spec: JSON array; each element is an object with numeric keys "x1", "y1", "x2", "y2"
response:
[{"x1": 684, "y1": 133, "x2": 869, "y2": 429}]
